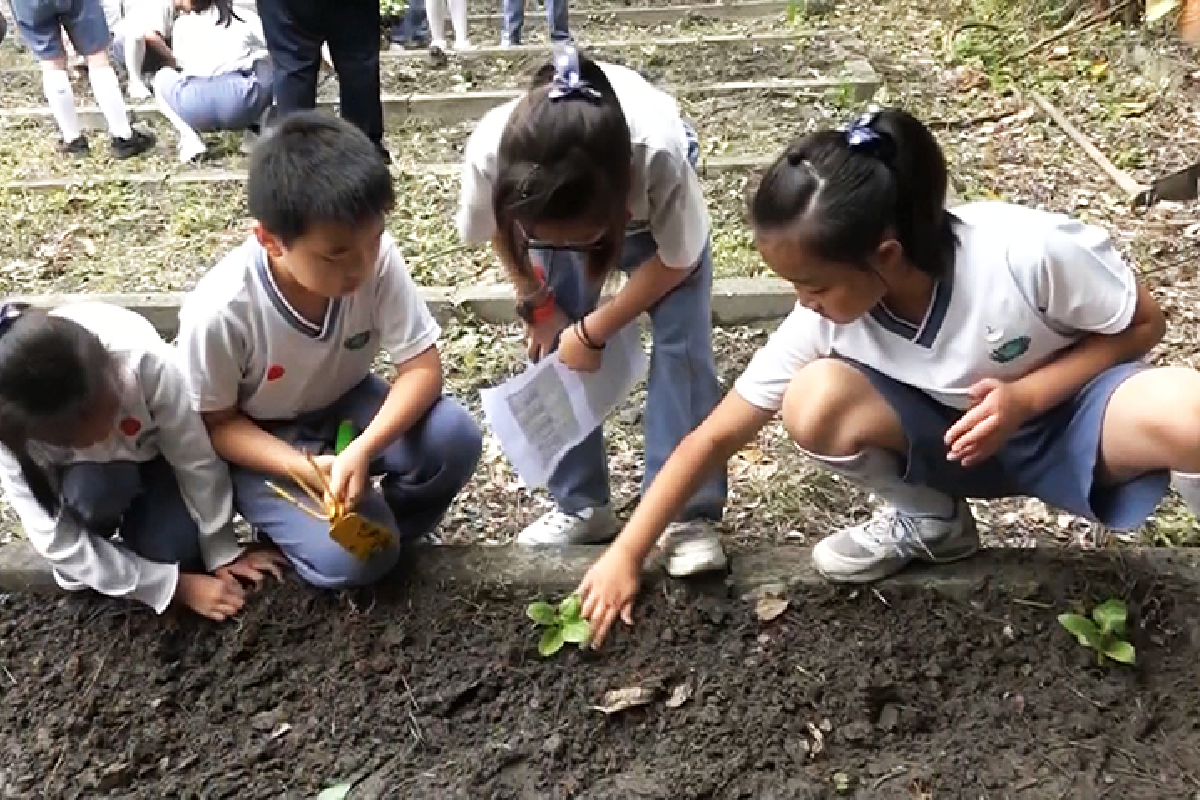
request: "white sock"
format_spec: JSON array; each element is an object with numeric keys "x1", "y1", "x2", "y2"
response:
[
  {"x1": 126, "y1": 30, "x2": 145, "y2": 83},
  {"x1": 1171, "y1": 471, "x2": 1200, "y2": 516},
  {"x1": 804, "y1": 447, "x2": 957, "y2": 519},
  {"x1": 449, "y1": 0, "x2": 469, "y2": 44},
  {"x1": 152, "y1": 68, "x2": 202, "y2": 155},
  {"x1": 88, "y1": 66, "x2": 134, "y2": 139},
  {"x1": 427, "y1": 0, "x2": 447, "y2": 44},
  {"x1": 42, "y1": 69, "x2": 82, "y2": 143}
]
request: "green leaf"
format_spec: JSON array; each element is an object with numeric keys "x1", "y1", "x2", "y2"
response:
[
  {"x1": 539, "y1": 626, "x2": 566, "y2": 658},
  {"x1": 1104, "y1": 639, "x2": 1137, "y2": 665},
  {"x1": 526, "y1": 601, "x2": 557, "y2": 626},
  {"x1": 558, "y1": 593, "x2": 582, "y2": 620},
  {"x1": 1092, "y1": 598, "x2": 1128, "y2": 637},
  {"x1": 1058, "y1": 613, "x2": 1101, "y2": 648},
  {"x1": 561, "y1": 618, "x2": 592, "y2": 645},
  {"x1": 317, "y1": 784, "x2": 352, "y2": 800}
]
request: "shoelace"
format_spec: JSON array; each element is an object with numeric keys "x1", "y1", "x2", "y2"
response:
[
  {"x1": 540, "y1": 510, "x2": 583, "y2": 534},
  {"x1": 858, "y1": 508, "x2": 937, "y2": 561}
]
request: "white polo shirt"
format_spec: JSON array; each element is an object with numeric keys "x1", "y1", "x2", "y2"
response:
[
  {"x1": 457, "y1": 61, "x2": 710, "y2": 270},
  {"x1": 0, "y1": 302, "x2": 242, "y2": 614},
  {"x1": 172, "y1": 4, "x2": 267, "y2": 78},
  {"x1": 178, "y1": 232, "x2": 441, "y2": 422},
  {"x1": 735, "y1": 202, "x2": 1140, "y2": 413}
]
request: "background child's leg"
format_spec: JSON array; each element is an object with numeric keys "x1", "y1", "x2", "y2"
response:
[
  {"x1": 118, "y1": 457, "x2": 205, "y2": 570},
  {"x1": 254, "y1": 0, "x2": 321, "y2": 117},
  {"x1": 323, "y1": 0, "x2": 385, "y2": 154},
  {"x1": 499, "y1": 0, "x2": 522, "y2": 45},
  {"x1": 627, "y1": 233, "x2": 727, "y2": 522},
  {"x1": 546, "y1": 0, "x2": 569, "y2": 42},
  {"x1": 42, "y1": 66, "x2": 83, "y2": 145},
  {"x1": 152, "y1": 68, "x2": 206, "y2": 161},
  {"x1": 448, "y1": 0, "x2": 470, "y2": 48},
  {"x1": 8, "y1": 0, "x2": 82, "y2": 145},
  {"x1": 327, "y1": 375, "x2": 482, "y2": 540},
  {"x1": 123, "y1": 28, "x2": 149, "y2": 97},
  {"x1": 426, "y1": 0, "x2": 447, "y2": 47},
  {"x1": 60, "y1": 0, "x2": 139, "y2": 141}
]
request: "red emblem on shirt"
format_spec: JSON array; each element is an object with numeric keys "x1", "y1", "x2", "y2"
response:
[
  {"x1": 266, "y1": 364, "x2": 286, "y2": 381},
  {"x1": 119, "y1": 418, "x2": 142, "y2": 437}
]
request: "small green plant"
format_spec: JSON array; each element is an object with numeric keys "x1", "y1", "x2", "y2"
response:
[
  {"x1": 527, "y1": 594, "x2": 591, "y2": 657},
  {"x1": 1058, "y1": 598, "x2": 1136, "y2": 666}
]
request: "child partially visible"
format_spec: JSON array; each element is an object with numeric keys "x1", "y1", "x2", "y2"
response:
[
  {"x1": 178, "y1": 112, "x2": 482, "y2": 589},
  {"x1": 0, "y1": 302, "x2": 285, "y2": 621},
  {"x1": 9, "y1": 0, "x2": 155, "y2": 157},
  {"x1": 108, "y1": 0, "x2": 178, "y2": 99}
]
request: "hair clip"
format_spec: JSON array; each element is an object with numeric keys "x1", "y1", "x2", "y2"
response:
[
  {"x1": 843, "y1": 111, "x2": 895, "y2": 161},
  {"x1": 547, "y1": 43, "x2": 602, "y2": 103},
  {"x1": 0, "y1": 303, "x2": 23, "y2": 337}
]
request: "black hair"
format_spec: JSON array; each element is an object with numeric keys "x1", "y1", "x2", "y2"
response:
[
  {"x1": 0, "y1": 307, "x2": 118, "y2": 515},
  {"x1": 750, "y1": 108, "x2": 958, "y2": 280},
  {"x1": 189, "y1": 0, "x2": 238, "y2": 26},
  {"x1": 492, "y1": 51, "x2": 632, "y2": 282},
  {"x1": 247, "y1": 112, "x2": 395, "y2": 246}
]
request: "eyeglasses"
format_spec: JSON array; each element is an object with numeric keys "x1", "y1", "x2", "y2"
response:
[{"x1": 517, "y1": 221, "x2": 607, "y2": 253}]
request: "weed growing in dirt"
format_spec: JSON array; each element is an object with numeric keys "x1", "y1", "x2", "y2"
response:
[
  {"x1": 1058, "y1": 597, "x2": 1136, "y2": 666},
  {"x1": 527, "y1": 594, "x2": 591, "y2": 657}
]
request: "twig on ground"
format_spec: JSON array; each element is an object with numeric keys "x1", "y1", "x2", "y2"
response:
[
  {"x1": 1030, "y1": 92, "x2": 1147, "y2": 198},
  {"x1": 871, "y1": 765, "x2": 908, "y2": 790},
  {"x1": 1012, "y1": 598, "x2": 1053, "y2": 609},
  {"x1": 945, "y1": 21, "x2": 1010, "y2": 59},
  {"x1": 399, "y1": 673, "x2": 425, "y2": 743},
  {"x1": 1005, "y1": 0, "x2": 1134, "y2": 63}
]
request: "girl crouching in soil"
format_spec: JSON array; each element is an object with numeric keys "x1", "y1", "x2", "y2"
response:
[
  {"x1": 578, "y1": 108, "x2": 1200, "y2": 647},
  {"x1": 0, "y1": 302, "x2": 286, "y2": 621}
]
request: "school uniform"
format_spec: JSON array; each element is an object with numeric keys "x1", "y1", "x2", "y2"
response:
[
  {"x1": 0, "y1": 303, "x2": 242, "y2": 613},
  {"x1": 735, "y1": 202, "x2": 1167, "y2": 530},
  {"x1": 155, "y1": 5, "x2": 272, "y2": 132},
  {"x1": 10, "y1": 0, "x2": 112, "y2": 60},
  {"x1": 107, "y1": 0, "x2": 174, "y2": 73},
  {"x1": 458, "y1": 61, "x2": 727, "y2": 523},
  {"x1": 177, "y1": 233, "x2": 482, "y2": 588}
]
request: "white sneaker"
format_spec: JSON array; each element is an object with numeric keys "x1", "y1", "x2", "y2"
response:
[
  {"x1": 178, "y1": 135, "x2": 206, "y2": 163},
  {"x1": 53, "y1": 569, "x2": 88, "y2": 592},
  {"x1": 662, "y1": 520, "x2": 727, "y2": 577},
  {"x1": 453, "y1": 40, "x2": 477, "y2": 51},
  {"x1": 128, "y1": 79, "x2": 151, "y2": 100},
  {"x1": 516, "y1": 506, "x2": 619, "y2": 545},
  {"x1": 812, "y1": 499, "x2": 980, "y2": 583}
]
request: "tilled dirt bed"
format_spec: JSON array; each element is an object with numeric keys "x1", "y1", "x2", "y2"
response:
[{"x1": 2, "y1": 548, "x2": 1199, "y2": 799}]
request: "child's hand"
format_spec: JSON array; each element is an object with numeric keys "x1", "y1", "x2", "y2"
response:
[
  {"x1": 176, "y1": 573, "x2": 245, "y2": 622},
  {"x1": 945, "y1": 378, "x2": 1033, "y2": 467},
  {"x1": 216, "y1": 546, "x2": 289, "y2": 589},
  {"x1": 558, "y1": 324, "x2": 604, "y2": 373},
  {"x1": 577, "y1": 546, "x2": 641, "y2": 648},
  {"x1": 329, "y1": 442, "x2": 372, "y2": 511},
  {"x1": 525, "y1": 307, "x2": 570, "y2": 363}
]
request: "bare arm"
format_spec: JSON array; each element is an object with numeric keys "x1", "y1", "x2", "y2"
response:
[
  {"x1": 584, "y1": 253, "x2": 690, "y2": 344},
  {"x1": 347, "y1": 345, "x2": 443, "y2": 460},
  {"x1": 202, "y1": 408, "x2": 316, "y2": 482}
]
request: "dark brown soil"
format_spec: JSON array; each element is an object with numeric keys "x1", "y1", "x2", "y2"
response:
[{"x1": 1, "y1": 548, "x2": 1198, "y2": 799}]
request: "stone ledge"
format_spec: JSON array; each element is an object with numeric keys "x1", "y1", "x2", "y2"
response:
[
  {"x1": 11, "y1": 278, "x2": 796, "y2": 336},
  {"x1": 3, "y1": 539, "x2": 1198, "y2": 598}
]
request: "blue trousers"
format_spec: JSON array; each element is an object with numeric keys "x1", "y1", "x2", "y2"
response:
[
  {"x1": 389, "y1": 0, "x2": 429, "y2": 45},
  {"x1": 500, "y1": 0, "x2": 568, "y2": 45},
  {"x1": 232, "y1": 376, "x2": 482, "y2": 588},
  {"x1": 532, "y1": 127, "x2": 727, "y2": 521},
  {"x1": 60, "y1": 457, "x2": 204, "y2": 570}
]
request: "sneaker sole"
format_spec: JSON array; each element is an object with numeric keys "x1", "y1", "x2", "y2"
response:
[
  {"x1": 514, "y1": 525, "x2": 620, "y2": 547},
  {"x1": 666, "y1": 548, "x2": 728, "y2": 578},
  {"x1": 814, "y1": 510, "x2": 981, "y2": 584}
]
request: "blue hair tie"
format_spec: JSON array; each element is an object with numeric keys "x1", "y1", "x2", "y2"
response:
[
  {"x1": 0, "y1": 304, "x2": 22, "y2": 337},
  {"x1": 547, "y1": 43, "x2": 602, "y2": 103},
  {"x1": 843, "y1": 111, "x2": 894, "y2": 161}
]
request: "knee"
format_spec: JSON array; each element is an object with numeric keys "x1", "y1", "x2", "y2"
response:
[
  {"x1": 298, "y1": 539, "x2": 401, "y2": 589},
  {"x1": 425, "y1": 399, "x2": 483, "y2": 488},
  {"x1": 780, "y1": 359, "x2": 875, "y2": 457},
  {"x1": 151, "y1": 67, "x2": 176, "y2": 94}
]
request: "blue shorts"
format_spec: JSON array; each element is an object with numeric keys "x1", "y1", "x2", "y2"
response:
[
  {"x1": 850, "y1": 360, "x2": 1170, "y2": 530},
  {"x1": 9, "y1": 0, "x2": 110, "y2": 60}
]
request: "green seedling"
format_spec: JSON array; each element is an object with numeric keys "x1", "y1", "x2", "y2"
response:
[
  {"x1": 527, "y1": 593, "x2": 591, "y2": 657},
  {"x1": 334, "y1": 420, "x2": 357, "y2": 455},
  {"x1": 1058, "y1": 598, "x2": 1136, "y2": 666}
]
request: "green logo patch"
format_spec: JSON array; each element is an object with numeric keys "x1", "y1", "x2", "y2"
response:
[
  {"x1": 344, "y1": 331, "x2": 371, "y2": 351},
  {"x1": 991, "y1": 335, "x2": 1031, "y2": 364}
]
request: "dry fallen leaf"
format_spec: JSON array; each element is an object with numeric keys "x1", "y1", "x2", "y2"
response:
[
  {"x1": 665, "y1": 681, "x2": 694, "y2": 709},
  {"x1": 755, "y1": 596, "x2": 790, "y2": 622},
  {"x1": 591, "y1": 686, "x2": 658, "y2": 715}
]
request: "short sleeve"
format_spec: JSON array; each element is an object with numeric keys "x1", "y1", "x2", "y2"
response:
[
  {"x1": 456, "y1": 103, "x2": 513, "y2": 246},
  {"x1": 646, "y1": 147, "x2": 710, "y2": 270},
  {"x1": 176, "y1": 300, "x2": 245, "y2": 414},
  {"x1": 375, "y1": 237, "x2": 441, "y2": 365},
  {"x1": 1007, "y1": 217, "x2": 1138, "y2": 336},
  {"x1": 733, "y1": 305, "x2": 826, "y2": 412}
]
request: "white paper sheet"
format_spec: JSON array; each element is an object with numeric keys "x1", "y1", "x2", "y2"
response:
[{"x1": 480, "y1": 323, "x2": 649, "y2": 488}]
